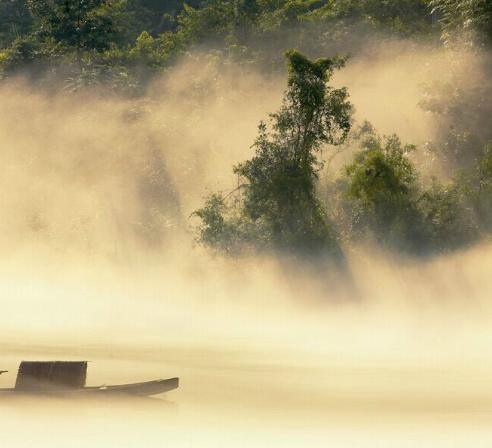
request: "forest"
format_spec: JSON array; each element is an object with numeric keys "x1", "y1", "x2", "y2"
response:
[{"x1": 1, "y1": 0, "x2": 492, "y2": 260}]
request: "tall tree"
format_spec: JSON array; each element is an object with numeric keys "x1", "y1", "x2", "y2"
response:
[{"x1": 194, "y1": 50, "x2": 353, "y2": 255}]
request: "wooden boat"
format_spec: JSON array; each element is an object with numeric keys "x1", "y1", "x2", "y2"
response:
[
  {"x1": 0, "y1": 361, "x2": 179, "y2": 397},
  {"x1": 82, "y1": 377, "x2": 179, "y2": 396}
]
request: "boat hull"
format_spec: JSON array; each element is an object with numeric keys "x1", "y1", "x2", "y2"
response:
[
  {"x1": 84, "y1": 378, "x2": 179, "y2": 396},
  {"x1": 0, "y1": 377, "x2": 179, "y2": 397}
]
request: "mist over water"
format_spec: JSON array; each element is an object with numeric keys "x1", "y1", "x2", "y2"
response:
[{"x1": 2, "y1": 43, "x2": 492, "y2": 447}]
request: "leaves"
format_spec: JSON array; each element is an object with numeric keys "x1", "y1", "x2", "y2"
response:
[
  {"x1": 194, "y1": 50, "x2": 352, "y2": 255},
  {"x1": 341, "y1": 126, "x2": 478, "y2": 253},
  {"x1": 431, "y1": 0, "x2": 492, "y2": 48}
]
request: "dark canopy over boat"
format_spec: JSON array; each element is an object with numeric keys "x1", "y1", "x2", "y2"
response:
[
  {"x1": 15, "y1": 361, "x2": 88, "y2": 391},
  {"x1": 0, "y1": 361, "x2": 178, "y2": 397}
]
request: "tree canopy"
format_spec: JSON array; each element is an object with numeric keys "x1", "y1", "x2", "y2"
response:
[{"x1": 0, "y1": 0, "x2": 438, "y2": 86}]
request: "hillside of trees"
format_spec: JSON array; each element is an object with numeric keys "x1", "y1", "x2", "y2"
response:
[
  {"x1": 0, "y1": 0, "x2": 438, "y2": 89},
  {"x1": 1, "y1": 0, "x2": 492, "y2": 259}
]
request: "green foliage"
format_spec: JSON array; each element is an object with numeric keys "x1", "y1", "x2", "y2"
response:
[
  {"x1": 63, "y1": 62, "x2": 138, "y2": 94},
  {"x1": 147, "y1": 0, "x2": 435, "y2": 72},
  {"x1": 26, "y1": 0, "x2": 117, "y2": 53},
  {"x1": 0, "y1": 34, "x2": 59, "y2": 78},
  {"x1": 419, "y1": 177, "x2": 477, "y2": 251},
  {"x1": 420, "y1": 63, "x2": 492, "y2": 170},
  {"x1": 431, "y1": 0, "x2": 492, "y2": 48},
  {"x1": 464, "y1": 141, "x2": 492, "y2": 228},
  {"x1": 345, "y1": 134, "x2": 417, "y2": 214},
  {"x1": 341, "y1": 126, "x2": 478, "y2": 253},
  {"x1": 0, "y1": 0, "x2": 439, "y2": 85},
  {"x1": 308, "y1": 0, "x2": 433, "y2": 37},
  {"x1": 128, "y1": 31, "x2": 169, "y2": 68},
  {"x1": 343, "y1": 129, "x2": 423, "y2": 250},
  {"x1": 139, "y1": 0, "x2": 202, "y2": 16},
  {"x1": 168, "y1": 0, "x2": 237, "y2": 50},
  {"x1": 194, "y1": 50, "x2": 352, "y2": 255},
  {"x1": 0, "y1": 0, "x2": 32, "y2": 48},
  {"x1": 193, "y1": 194, "x2": 247, "y2": 255}
]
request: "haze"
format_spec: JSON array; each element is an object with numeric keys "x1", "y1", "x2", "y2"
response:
[{"x1": 1, "y1": 10, "x2": 492, "y2": 447}]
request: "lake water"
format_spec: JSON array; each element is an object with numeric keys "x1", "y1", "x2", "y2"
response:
[{"x1": 2, "y1": 341, "x2": 492, "y2": 448}]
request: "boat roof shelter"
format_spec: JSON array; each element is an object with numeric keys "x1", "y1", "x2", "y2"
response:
[{"x1": 15, "y1": 361, "x2": 88, "y2": 391}]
